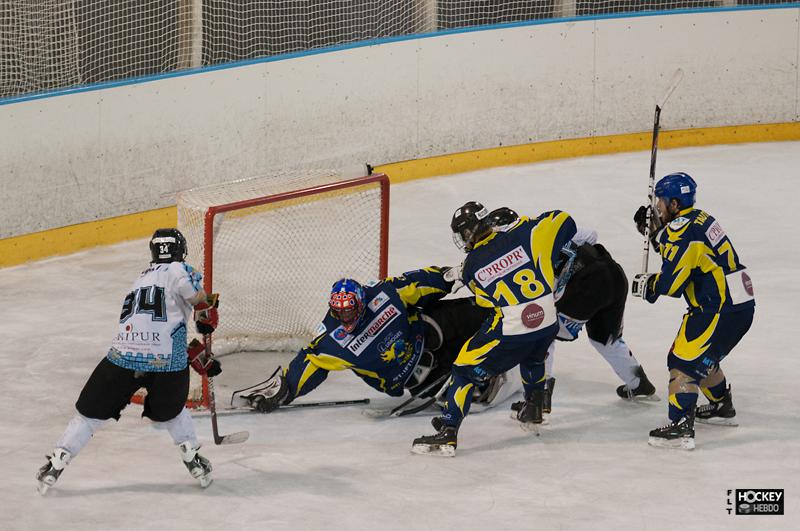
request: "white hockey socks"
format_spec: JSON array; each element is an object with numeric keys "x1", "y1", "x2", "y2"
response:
[
  {"x1": 154, "y1": 407, "x2": 199, "y2": 448},
  {"x1": 588, "y1": 337, "x2": 640, "y2": 387},
  {"x1": 55, "y1": 413, "x2": 108, "y2": 457},
  {"x1": 544, "y1": 341, "x2": 556, "y2": 377}
]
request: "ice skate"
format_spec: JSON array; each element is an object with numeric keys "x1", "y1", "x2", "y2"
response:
[
  {"x1": 411, "y1": 418, "x2": 458, "y2": 457},
  {"x1": 36, "y1": 448, "x2": 71, "y2": 495},
  {"x1": 512, "y1": 390, "x2": 546, "y2": 434},
  {"x1": 696, "y1": 386, "x2": 737, "y2": 426},
  {"x1": 511, "y1": 377, "x2": 555, "y2": 416},
  {"x1": 648, "y1": 414, "x2": 695, "y2": 450},
  {"x1": 543, "y1": 377, "x2": 555, "y2": 414},
  {"x1": 617, "y1": 366, "x2": 659, "y2": 401},
  {"x1": 179, "y1": 442, "x2": 213, "y2": 487}
]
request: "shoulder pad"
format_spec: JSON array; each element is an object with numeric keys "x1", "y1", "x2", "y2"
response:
[{"x1": 668, "y1": 217, "x2": 690, "y2": 230}]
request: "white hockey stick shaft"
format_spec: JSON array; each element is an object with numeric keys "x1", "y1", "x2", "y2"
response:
[{"x1": 642, "y1": 68, "x2": 684, "y2": 274}]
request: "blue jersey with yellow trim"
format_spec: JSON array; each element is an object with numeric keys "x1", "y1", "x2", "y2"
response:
[
  {"x1": 651, "y1": 208, "x2": 755, "y2": 313},
  {"x1": 283, "y1": 267, "x2": 454, "y2": 399},
  {"x1": 461, "y1": 210, "x2": 577, "y2": 340}
]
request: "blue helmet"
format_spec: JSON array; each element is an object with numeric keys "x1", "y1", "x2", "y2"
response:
[
  {"x1": 329, "y1": 278, "x2": 366, "y2": 333},
  {"x1": 654, "y1": 172, "x2": 697, "y2": 208}
]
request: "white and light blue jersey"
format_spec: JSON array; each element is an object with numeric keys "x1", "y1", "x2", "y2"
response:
[{"x1": 106, "y1": 262, "x2": 202, "y2": 372}]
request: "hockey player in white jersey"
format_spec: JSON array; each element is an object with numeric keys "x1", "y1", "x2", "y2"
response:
[{"x1": 36, "y1": 229, "x2": 222, "y2": 494}]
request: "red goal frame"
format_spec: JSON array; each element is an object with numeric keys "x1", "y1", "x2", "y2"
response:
[
  {"x1": 131, "y1": 173, "x2": 390, "y2": 409},
  {"x1": 195, "y1": 173, "x2": 390, "y2": 408}
]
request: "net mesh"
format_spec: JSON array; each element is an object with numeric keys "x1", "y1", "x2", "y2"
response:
[
  {"x1": 177, "y1": 170, "x2": 387, "y2": 355},
  {"x1": 2, "y1": 1, "x2": 793, "y2": 100}
]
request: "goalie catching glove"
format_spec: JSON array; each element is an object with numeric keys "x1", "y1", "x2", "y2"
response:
[
  {"x1": 194, "y1": 293, "x2": 219, "y2": 334},
  {"x1": 187, "y1": 338, "x2": 222, "y2": 377},
  {"x1": 230, "y1": 367, "x2": 291, "y2": 413}
]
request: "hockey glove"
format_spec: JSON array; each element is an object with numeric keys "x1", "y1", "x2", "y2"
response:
[
  {"x1": 187, "y1": 338, "x2": 222, "y2": 377},
  {"x1": 631, "y1": 273, "x2": 658, "y2": 302},
  {"x1": 194, "y1": 293, "x2": 219, "y2": 335},
  {"x1": 249, "y1": 373, "x2": 290, "y2": 413},
  {"x1": 442, "y1": 263, "x2": 464, "y2": 293}
]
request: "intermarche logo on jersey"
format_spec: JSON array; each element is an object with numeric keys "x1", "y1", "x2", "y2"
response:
[
  {"x1": 726, "y1": 489, "x2": 784, "y2": 515},
  {"x1": 475, "y1": 245, "x2": 530, "y2": 288},
  {"x1": 347, "y1": 305, "x2": 399, "y2": 356}
]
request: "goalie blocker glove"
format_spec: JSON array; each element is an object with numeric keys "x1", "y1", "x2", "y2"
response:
[
  {"x1": 194, "y1": 293, "x2": 219, "y2": 335},
  {"x1": 187, "y1": 339, "x2": 222, "y2": 377}
]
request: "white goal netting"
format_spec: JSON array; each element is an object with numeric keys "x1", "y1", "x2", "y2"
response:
[
  {"x1": 1, "y1": 1, "x2": 786, "y2": 100},
  {"x1": 177, "y1": 170, "x2": 389, "y2": 357}
]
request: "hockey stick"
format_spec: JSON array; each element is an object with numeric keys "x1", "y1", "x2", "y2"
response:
[
  {"x1": 363, "y1": 373, "x2": 449, "y2": 418},
  {"x1": 204, "y1": 335, "x2": 250, "y2": 445},
  {"x1": 641, "y1": 68, "x2": 685, "y2": 274},
  {"x1": 283, "y1": 398, "x2": 370, "y2": 409},
  {"x1": 211, "y1": 398, "x2": 371, "y2": 416}
]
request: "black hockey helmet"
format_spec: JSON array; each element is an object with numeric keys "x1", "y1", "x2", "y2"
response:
[
  {"x1": 451, "y1": 201, "x2": 490, "y2": 251},
  {"x1": 487, "y1": 206, "x2": 519, "y2": 232},
  {"x1": 150, "y1": 228, "x2": 187, "y2": 263}
]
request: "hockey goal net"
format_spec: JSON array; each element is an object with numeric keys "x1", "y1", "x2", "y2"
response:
[{"x1": 138, "y1": 171, "x2": 390, "y2": 408}]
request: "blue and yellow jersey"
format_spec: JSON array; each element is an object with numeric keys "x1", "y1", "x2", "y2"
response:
[
  {"x1": 283, "y1": 267, "x2": 454, "y2": 399},
  {"x1": 461, "y1": 210, "x2": 577, "y2": 340},
  {"x1": 651, "y1": 208, "x2": 755, "y2": 313}
]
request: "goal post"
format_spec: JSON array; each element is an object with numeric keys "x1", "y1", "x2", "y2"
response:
[{"x1": 179, "y1": 171, "x2": 390, "y2": 408}]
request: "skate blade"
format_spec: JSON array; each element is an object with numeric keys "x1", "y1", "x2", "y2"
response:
[
  {"x1": 410, "y1": 443, "x2": 456, "y2": 457},
  {"x1": 648, "y1": 435, "x2": 695, "y2": 450},
  {"x1": 36, "y1": 482, "x2": 50, "y2": 496},
  {"x1": 199, "y1": 475, "x2": 213, "y2": 488},
  {"x1": 696, "y1": 417, "x2": 738, "y2": 427},
  {"x1": 622, "y1": 393, "x2": 661, "y2": 402},
  {"x1": 520, "y1": 422, "x2": 542, "y2": 435},
  {"x1": 509, "y1": 411, "x2": 550, "y2": 435}
]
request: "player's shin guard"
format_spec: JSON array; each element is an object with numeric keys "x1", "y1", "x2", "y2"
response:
[
  {"x1": 697, "y1": 385, "x2": 737, "y2": 426},
  {"x1": 668, "y1": 392, "x2": 698, "y2": 423},
  {"x1": 56, "y1": 413, "x2": 107, "y2": 456},
  {"x1": 439, "y1": 369, "x2": 477, "y2": 429},
  {"x1": 701, "y1": 379, "x2": 728, "y2": 402},
  {"x1": 156, "y1": 407, "x2": 199, "y2": 448}
]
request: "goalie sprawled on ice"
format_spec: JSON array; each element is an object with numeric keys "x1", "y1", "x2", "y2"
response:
[{"x1": 231, "y1": 268, "x2": 521, "y2": 416}]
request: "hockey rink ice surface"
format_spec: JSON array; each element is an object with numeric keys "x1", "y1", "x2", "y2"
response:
[{"x1": 2, "y1": 141, "x2": 798, "y2": 531}]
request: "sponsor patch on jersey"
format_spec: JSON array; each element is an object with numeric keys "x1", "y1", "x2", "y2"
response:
[
  {"x1": 365, "y1": 279, "x2": 379, "y2": 287},
  {"x1": 315, "y1": 322, "x2": 327, "y2": 336},
  {"x1": 705, "y1": 220, "x2": 726, "y2": 247},
  {"x1": 368, "y1": 291, "x2": 390, "y2": 312},
  {"x1": 346, "y1": 304, "x2": 400, "y2": 356},
  {"x1": 331, "y1": 326, "x2": 350, "y2": 344},
  {"x1": 669, "y1": 217, "x2": 690, "y2": 230},
  {"x1": 521, "y1": 303, "x2": 546, "y2": 329},
  {"x1": 475, "y1": 245, "x2": 530, "y2": 288}
]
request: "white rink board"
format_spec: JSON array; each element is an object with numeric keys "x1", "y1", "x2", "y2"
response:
[{"x1": 1, "y1": 8, "x2": 798, "y2": 238}]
